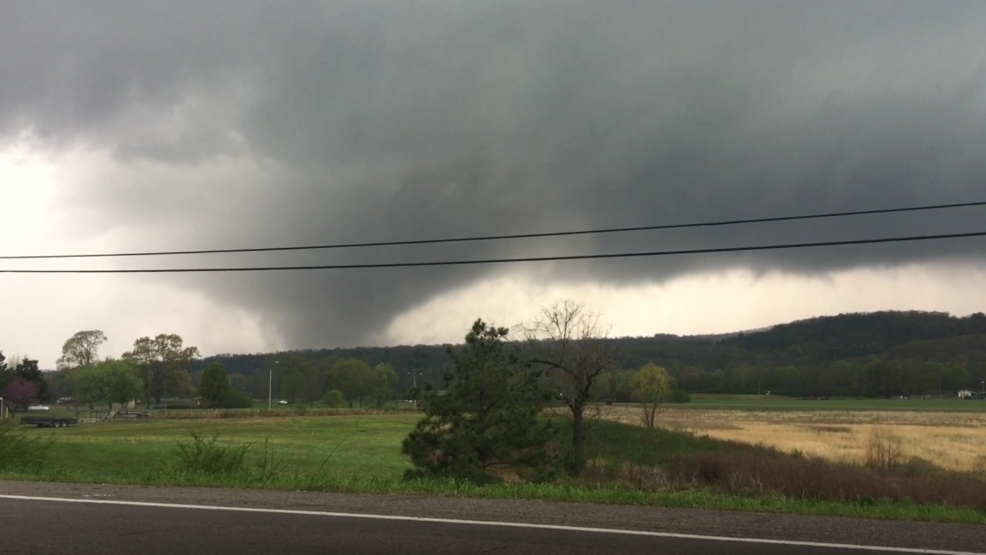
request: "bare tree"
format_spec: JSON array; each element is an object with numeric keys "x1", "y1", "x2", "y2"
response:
[
  {"x1": 57, "y1": 330, "x2": 108, "y2": 370},
  {"x1": 522, "y1": 300, "x2": 611, "y2": 470}
]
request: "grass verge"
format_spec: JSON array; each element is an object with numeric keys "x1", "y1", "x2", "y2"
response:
[{"x1": 3, "y1": 467, "x2": 982, "y2": 524}]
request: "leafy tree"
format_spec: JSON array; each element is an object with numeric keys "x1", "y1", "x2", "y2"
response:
[
  {"x1": 373, "y1": 363, "x2": 399, "y2": 406},
  {"x1": 323, "y1": 390, "x2": 345, "y2": 408},
  {"x1": 0, "y1": 352, "x2": 11, "y2": 392},
  {"x1": 1, "y1": 377, "x2": 40, "y2": 408},
  {"x1": 328, "y1": 359, "x2": 377, "y2": 407},
  {"x1": 401, "y1": 319, "x2": 556, "y2": 483},
  {"x1": 69, "y1": 366, "x2": 111, "y2": 410},
  {"x1": 271, "y1": 354, "x2": 319, "y2": 404},
  {"x1": 630, "y1": 363, "x2": 673, "y2": 428},
  {"x1": 523, "y1": 300, "x2": 611, "y2": 471},
  {"x1": 865, "y1": 360, "x2": 904, "y2": 398},
  {"x1": 217, "y1": 388, "x2": 253, "y2": 408},
  {"x1": 13, "y1": 358, "x2": 48, "y2": 402},
  {"x1": 102, "y1": 360, "x2": 144, "y2": 411},
  {"x1": 57, "y1": 330, "x2": 108, "y2": 370},
  {"x1": 280, "y1": 371, "x2": 308, "y2": 404},
  {"x1": 198, "y1": 363, "x2": 232, "y2": 407},
  {"x1": 123, "y1": 334, "x2": 199, "y2": 404}
]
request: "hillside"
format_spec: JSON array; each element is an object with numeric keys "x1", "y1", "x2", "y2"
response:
[{"x1": 193, "y1": 311, "x2": 986, "y2": 400}]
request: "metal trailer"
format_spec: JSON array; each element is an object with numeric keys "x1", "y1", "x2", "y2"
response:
[{"x1": 20, "y1": 416, "x2": 79, "y2": 428}]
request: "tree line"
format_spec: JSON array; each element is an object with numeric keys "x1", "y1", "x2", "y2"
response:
[
  {"x1": 194, "y1": 310, "x2": 986, "y2": 399},
  {"x1": 6, "y1": 330, "x2": 405, "y2": 412},
  {"x1": 6, "y1": 309, "x2": 984, "y2": 412}
]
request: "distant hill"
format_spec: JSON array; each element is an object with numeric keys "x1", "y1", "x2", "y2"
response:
[{"x1": 194, "y1": 310, "x2": 986, "y2": 399}]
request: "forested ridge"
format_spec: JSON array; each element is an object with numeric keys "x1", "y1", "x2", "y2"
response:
[{"x1": 192, "y1": 310, "x2": 986, "y2": 400}]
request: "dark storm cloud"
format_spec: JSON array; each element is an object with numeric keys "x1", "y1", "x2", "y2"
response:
[{"x1": 3, "y1": 1, "x2": 986, "y2": 347}]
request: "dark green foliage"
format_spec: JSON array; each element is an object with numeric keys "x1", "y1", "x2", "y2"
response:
[
  {"x1": 13, "y1": 357, "x2": 48, "y2": 402},
  {"x1": 0, "y1": 419, "x2": 53, "y2": 471},
  {"x1": 186, "y1": 311, "x2": 986, "y2": 400},
  {"x1": 0, "y1": 351, "x2": 11, "y2": 392},
  {"x1": 173, "y1": 432, "x2": 250, "y2": 474},
  {"x1": 402, "y1": 320, "x2": 557, "y2": 483},
  {"x1": 323, "y1": 389, "x2": 345, "y2": 408},
  {"x1": 329, "y1": 359, "x2": 381, "y2": 407},
  {"x1": 669, "y1": 388, "x2": 691, "y2": 403},
  {"x1": 102, "y1": 360, "x2": 144, "y2": 409},
  {"x1": 198, "y1": 363, "x2": 232, "y2": 407},
  {"x1": 217, "y1": 388, "x2": 253, "y2": 408}
]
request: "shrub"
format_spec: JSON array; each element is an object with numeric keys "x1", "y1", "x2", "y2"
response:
[
  {"x1": 173, "y1": 432, "x2": 250, "y2": 474},
  {"x1": 217, "y1": 388, "x2": 253, "y2": 409},
  {"x1": 864, "y1": 429, "x2": 904, "y2": 472},
  {"x1": 0, "y1": 419, "x2": 52, "y2": 471},
  {"x1": 323, "y1": 390, "x2": 345, "y2": 408},
  {"x1": 253, "y1": 437, "x2": 287, "y2": 481}
]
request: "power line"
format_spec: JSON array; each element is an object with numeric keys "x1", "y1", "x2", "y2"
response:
[
  {"x1": 2, "y1": 229, "x2": 984, "y2": 274},
  {"x1": 2, "y1": 199, "x2": 985, "y2": 260}
]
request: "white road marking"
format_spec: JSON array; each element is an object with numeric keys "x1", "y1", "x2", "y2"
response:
[{"x1": 0, "y1": 494, "x2": 982, "y2": 555}]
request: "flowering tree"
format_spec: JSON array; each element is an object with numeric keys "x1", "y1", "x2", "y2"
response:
[{"x1": 1, "y1": 377, "x2": 40, "y2": 408}]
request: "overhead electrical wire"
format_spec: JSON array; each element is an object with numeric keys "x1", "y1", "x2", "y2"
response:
[
  {"x1": 1, "y1": 199, "x2": 985, "y2": 260},
  {"x1": 2, "y1": 230, "x2": 984, "y2": 274}
]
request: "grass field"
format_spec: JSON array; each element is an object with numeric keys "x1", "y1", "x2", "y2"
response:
[
  {"x1": 679, "y1": 394, "x2": 986, "y2": 412},
  {"x1": 604, "y1": 398, "x2": 986, "y2": 472},
  {"x1": 28, "y1": 415, "x2": 416, "y2": 479},
  {"x1": 4, "y1": 406, "x2": 986, "y2": 524}
]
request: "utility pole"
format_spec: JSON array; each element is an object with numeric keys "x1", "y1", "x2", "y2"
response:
[
  {"x1": 268, "y1": 360, "x2": 279, "y2": 409},
  {"x1": 407, "y1": 371, "x2": 422, "y2": 405}
]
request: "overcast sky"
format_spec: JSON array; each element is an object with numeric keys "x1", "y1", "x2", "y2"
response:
[{"x1": 3, "y1": 1, "x2": 986, "y2": 368}]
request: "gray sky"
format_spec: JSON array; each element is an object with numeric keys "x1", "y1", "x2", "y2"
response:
[{"x1": 3, "y1": 1, "x2": 986, "y2": 367}]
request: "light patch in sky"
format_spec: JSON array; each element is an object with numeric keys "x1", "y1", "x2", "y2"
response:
[
  {"x1": 383, "y1": 264, "x2": 986, "y2": 345},
  {"x1": 1, "y1": 273, "x2": 281, "y2": 368},
  {"x1": 0, "y1": 143, "x2": 282, "y2": 367}
]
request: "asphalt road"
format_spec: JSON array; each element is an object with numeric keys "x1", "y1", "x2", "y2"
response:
[{"x1": 1, "y1": 481, "x2": 984, "y2": 555}]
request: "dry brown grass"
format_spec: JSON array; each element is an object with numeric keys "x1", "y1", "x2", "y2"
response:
[
  {"x1": 604, "y1": 406, "x2": 986, "y2": 472},
  {"x1": 864, "y1": 429, "x2": 904, "y2": 472},
  {"x1": 663, "y1": 452, "x2": 986, "y2": 510}
]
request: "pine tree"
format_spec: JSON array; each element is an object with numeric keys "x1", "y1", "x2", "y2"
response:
[{"x1": 401, "y1": 319, "x2": 557, "y2": 483}]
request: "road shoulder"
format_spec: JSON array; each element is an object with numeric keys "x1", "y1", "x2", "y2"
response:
[{"x1": 1, "y1": 480, "x2": 982, "y2": 552}]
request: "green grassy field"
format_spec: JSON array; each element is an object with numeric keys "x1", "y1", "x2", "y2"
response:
[
  {"x1": 13, "y1": 414, "x2": 738, "y2": 479},
  {"x1": 32, "y1": 415, "x2": 416, "y2": 479},
  {"x1": 2, "y1": 413, "x2": 985, "y2": 524},
  {"x1": 678, "y1": 394, "x2": 986, "y2": 412}
]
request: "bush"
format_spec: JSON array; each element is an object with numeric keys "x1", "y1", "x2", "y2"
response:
[
  {"x1": 217, "y1": 388, "x2": 253, "y2": 409},
  {"x1": 253, "y1": 437, "x2": 287, "y2": 481},
  {"x1": 0, "y1": 419, "x2": 52, "y2": 471},
  {"x1": 864, "y1": 429, "x2": 904, "y2": 472},
  {"x1": 173, "y1": 432, "x2": 250, "y2": 474},
  {"x1": 323, "y1": 390, "x2": 345, "y2": 408}
]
